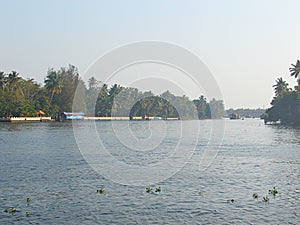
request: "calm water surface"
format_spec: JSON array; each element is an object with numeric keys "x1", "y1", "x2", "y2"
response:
[{"x1": 0, "y1": 119, "x2": 299, "y2": 224}]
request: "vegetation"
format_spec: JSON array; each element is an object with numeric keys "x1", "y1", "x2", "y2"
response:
[
  {"x1": 146, "y1": 187, "x2": 152, "y2": 193},
  {"x1": 97, "y1": 187, "x2": 105, "y2": 194},
  {"x1": 226, "y1": 108, "x2": 266, "y2": 118},
  {"x1": 262, "y1": 196, "x2": 270, "y2": 202},
  {"x1": 145, "y1": 186, "x2": 161, "y2": 194},
  {"x1": 265, "y1": 59, "x2": 300, "y2": 126},
  {"x1": 0, "y1": 71, "x2": 48, "y2": 117},
  {"x1": 3, "y1": 197, "x2": 32, "y2": 217},
  {"x1": 0, "y1": 65, "x2": 224, "y2": 119},
  {"x1": 269, "y1": 187, "x2": 278, "y2": 196}
]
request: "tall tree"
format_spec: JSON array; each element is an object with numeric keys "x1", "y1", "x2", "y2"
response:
[
  {"x1": 7, "y1": 71, "x2": 21, "y2": 93},
  {"x1": 273, "y1": 77, "x2": 289, "y2": 96},
  {"x1": 44, "y1": 69, "x2": 63, "y2": 111},
  {"x1": 193, "y1": 95, "x2": 209, "y2": 119},
  {"x1": 56, "y1": 65, "x2": 86, "y2": 112},
  {"x1": 0, "y1": 71, "x2": 5, "y2": 92},
  {"x1": 209, "y1": 98, "x2": 224, "y2": 119},
  {"x1": 289, "y1": 59, "x2": 300, "y2": 86},
  {"x1": 95, "y1": 84, "x2": 109, "y2": 116},
  {"x1": 86, "y1": 77, "x2": 101, "y2": 116}
]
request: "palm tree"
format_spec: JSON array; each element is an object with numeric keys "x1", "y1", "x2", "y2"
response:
[
  {"x1": 289, "y1": 59, "x2": 300, "y2": 86},
  {"x1": 7, "y1": 71, "x2": 21, "y2": 93},
  {"x1": 273, "y1": 77, "x2": 289, "y2": 96},
  {"x1": 44, "y1": 69, "x2": 63, "y2": 110},
  {"x1": 88, "y1": 76, "x2": 99, "y2": 90},
  {"x1": 0, "y1": 71, "x2": 5, "y2": 92}
]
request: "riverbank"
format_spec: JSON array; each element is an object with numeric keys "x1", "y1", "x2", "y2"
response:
[
  {"x1": 0, "y1": 116, "x2": 179, "y2": 122},
  {"x1": 0, "y1": 117, "x2": 52, "y2": 122}
]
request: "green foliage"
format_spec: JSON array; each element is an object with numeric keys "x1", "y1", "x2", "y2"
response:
[
  {"x1": 97, "y1": 187, "x2": 105, "y2": 194},
  {"x1": 4, "y1": 207, "x2": 16, "y2": 214},
  {"x1": 289, "y1": 59, "x2": 300, "y2": 86},
  {"x1": 262, "y1": 196, "x2": 269, "y2": 202},
  {"x1": 193, "y1": 95, "x2": 211, "y2": 119},
  {"x1": 266, "y1": 85, "x2": 300, "y2": 126},
  {"x1": 268, "y1": 187, "x2": 278, "y2": 196},
  {"x1": 86, "y1": 77, "x2": 102, "y2": 116},
  {"x1": 145, "y1": 186, "x2": 161, "y2": 194},
  {"x1": 0, "y1": 71, "x2": 48, "y2": 117},
  {"x1": 266, "y1": 61, "x2": 300, "y2": 126},
  {"x1": 95, "y1": 85, "x2": 220, "y2": 120},
  {"x1": 1, "y1": 67, "x2": 224, "y2": 120},
  {"x1": 252, "y1": 193, "x2": 259, "y2": 199},
  {"x1": 146, "y1": 187, "x2": 152, "y2": 193},
  {"x1": 209, "y1": 98, "x2": 225, "y2": 119},
  {"x1": 155, "y1": 187, "x2": 161, "y2": 193},
  {"x1": 226, "y1": 108, "x2": 266, "y2": 118}
]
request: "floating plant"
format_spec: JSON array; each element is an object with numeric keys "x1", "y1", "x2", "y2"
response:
[
  {"x1": 4, "y1": 207, "x2": 17, "y2": 214},
  {"x1": 25, "y1": 211, "x2": 30, "y2": 217},
  {"x1": 146, "y1": 187, "x2": 152, "y2": 193},
  {"x1": 252, "y1": 193, "x2": 259, "y2": 199},
  {"x1": 262, "y1": 196, "x2": 269, "y2": 202},
  {"x1": 269, "y1": 187, "x2": 278, "y2": 196},
  {"x1": 155, "y1": 187, "x2": 161, "y2": 193},
  {"x1": 26, "y1": 197, "x2": 31, "y2": 204},
  {"x1": 145, "y1": 186, "x2": 161, "y2": 194},
  {"x1": 97, "y1": 187, "x2": 105, "y2": 194}
]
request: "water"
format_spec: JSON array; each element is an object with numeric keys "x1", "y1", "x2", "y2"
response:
[{"x1": 0, "y1": 119, "x2": 299, "y2": 224}]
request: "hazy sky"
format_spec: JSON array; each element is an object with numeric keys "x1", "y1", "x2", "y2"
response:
[{"x1": 1, "y1": 0, "x2": 300, "y2": 108}]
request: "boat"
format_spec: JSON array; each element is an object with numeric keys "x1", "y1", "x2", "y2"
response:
[
  {"x1": 61, "y1": 112, "x2": 84, "y2": 120},
  {"x1": 229, "y1": 113, "x2": 241, "y2": 120}
]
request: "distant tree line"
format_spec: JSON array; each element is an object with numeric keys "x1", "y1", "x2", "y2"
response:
[
  {"x1": 0, "y1": 64, "x2": 224, "y2": 119},
  {"x1": 265, "y1": 59, "x2": 300, "y2": 126},
  {"x1": 226, "y1": 108, "x2": 266, "y2": 118}
]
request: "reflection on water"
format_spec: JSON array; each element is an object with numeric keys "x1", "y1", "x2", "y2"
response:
[{"x1": 0, "y1": 119, "x2": 299, "y2": 224}]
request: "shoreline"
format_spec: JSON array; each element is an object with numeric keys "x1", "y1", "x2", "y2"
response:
[{"x1": 0, "y1": 116, "x2": 180, "y2": 122}]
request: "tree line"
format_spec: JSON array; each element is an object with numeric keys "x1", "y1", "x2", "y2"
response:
[
  {"x1": 226, "y1": 108, "x2": 266, "y2": 118},
  {"x1": 0, "y1": 64, "x2": 224, "y2": 119},
  {"x1": 265, "y1": 59, "x2": 300, "y2": 126}
]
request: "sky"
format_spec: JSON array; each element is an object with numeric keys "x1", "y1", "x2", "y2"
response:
[{"x1": 1, "y1": 0, "x2": 300, "y2": 109}]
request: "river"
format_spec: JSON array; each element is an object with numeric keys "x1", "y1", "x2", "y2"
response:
[{"x1": 0, "y1": 119, "x2": 299, "y2": 224}]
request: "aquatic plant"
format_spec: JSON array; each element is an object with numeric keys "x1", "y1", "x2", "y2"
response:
[
  {"x1": 97, "y1": 187, "x2": 105, "y2": 194},
  {"x1": 262, "y1": 196, "x2": 269, "y2": 202},
  {"x1": 145, "y1": 186, "x2": 161, "y2": 194},
  {"x1": 252, "y1": 193, "x2": 259, "y2": 199},
  {"x1": 26, "y1": 197, "x2": 31, "y2": 204},
  {"x1": 155, "y1": 187, "x2": 161, "y2": 193},
  {"x1": 26, "y1": 211, "x2": 30, "y2": 217},
  {"x1": 146, "y1": 187, "x2": 152, "y2": 193},
  {"x1": 269, "y1": 187, "x2": 278, "y2": 196},
  {"x1": 4, "y1": 207, "x2": 16, "y2": 214}
]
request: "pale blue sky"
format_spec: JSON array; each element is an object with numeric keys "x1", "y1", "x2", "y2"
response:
[{"x1": 1, "y1": 0, "x2": 300, "y2": 108}]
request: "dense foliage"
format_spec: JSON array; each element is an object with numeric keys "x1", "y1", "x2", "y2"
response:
[
  {"x1": 0, "y1": 65, "x2": 224, "y2": 119},
  {"x1": 226, "y1": 108, "x2": 266, "y2": 118},
  {"x1": 0, "y1": 71, "x2": 48, "y2": 117},
  {"x1": 265, "y1": 59, "x2": 300, "y2": 125}
]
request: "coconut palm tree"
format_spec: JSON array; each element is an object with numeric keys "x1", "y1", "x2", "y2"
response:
[
  {"x1": 6, "y1": 71, "x2": 21, "y2": 93},
  {"x1": 0, "y1": 71, "x2": 5, "y2": 92},
  {"x1": 273, "y1": 77, "x2": 289, "y2": 96},
  {"x1": 289, "y1": 59, "x2": 300, "y2": 86},
  {"x1": 44, "y1": 69, "x2": 63, "y2": 109}
]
